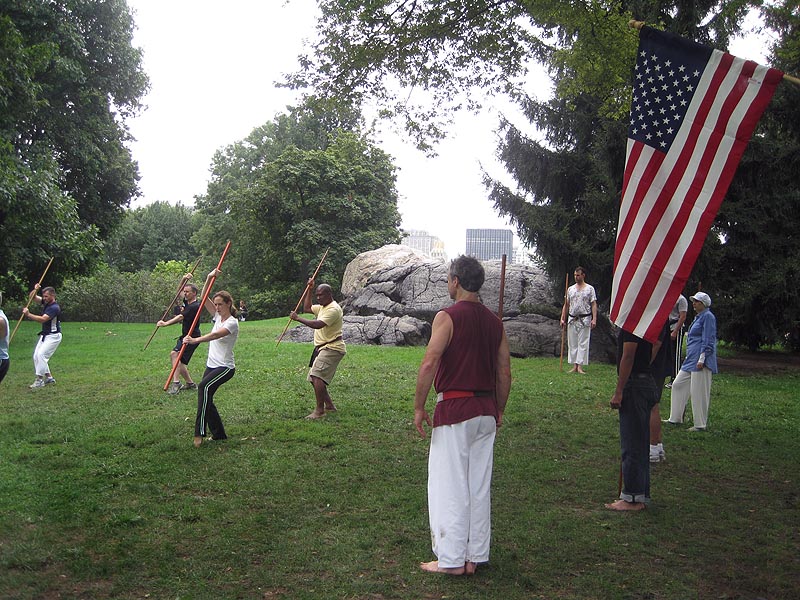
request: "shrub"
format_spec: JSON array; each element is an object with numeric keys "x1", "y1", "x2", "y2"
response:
[{"x1": 59, "y1": 264, "x2": 189, "y2": 323}]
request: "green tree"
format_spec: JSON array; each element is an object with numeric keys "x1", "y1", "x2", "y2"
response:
[
  {"x1": 106, "y1": 202, "x2": 200, "y2": 272},
  {"x1": 0, "y1": 0, "x2": 148, "y2": 297},
  {"x1": 293, "y1": 1, "x2": 800, "y2": 348},
  {"x1": 704, "y1": 1, "x2": 800, "y2": 349},
  {"x1": 193, "y1": 98, "x2": 401, "y2": 317}
]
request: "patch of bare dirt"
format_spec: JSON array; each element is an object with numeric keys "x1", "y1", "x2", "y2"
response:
[{"x1": 718, "y1": 351, "x2": 800, "y2": 375}]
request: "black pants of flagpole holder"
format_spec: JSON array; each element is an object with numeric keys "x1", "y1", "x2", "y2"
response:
[
  {"x1": 195, "y1": 366, "x2": 234, "y2": 439},
  {"x1": 618, "y1": 374, "x2": 658, "y2": 503}
]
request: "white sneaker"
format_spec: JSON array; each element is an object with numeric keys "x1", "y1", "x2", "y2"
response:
[
  {"x1": 649, "y1": 444, "x2": 665, "y2": 463},
  {"x1": 30, "y1": 379, "x2": 45, "y2": 389},
  {"x1": 44, "y1": 377, "x2": 56, "y2": 385}
]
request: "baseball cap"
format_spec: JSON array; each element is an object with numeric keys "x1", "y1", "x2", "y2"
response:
[{"x1": 690, "y1": 292, "x2": 711, "y2": 307}]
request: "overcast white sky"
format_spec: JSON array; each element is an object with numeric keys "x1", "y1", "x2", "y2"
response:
[{"x1": 126, "y1": 0, "x2": 769, "y2": 258}]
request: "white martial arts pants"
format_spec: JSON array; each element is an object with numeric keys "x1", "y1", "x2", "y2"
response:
[
  {"x1": 427, "y1": 415, "x2": 496, "y2": 568},
  {"x1": 567, "y1": 320, "x2": 591, "y2": 365},
  {"x1": 33, "y1": 333, "x2": 61, "y2": 377},
  {"x1": 669, "y1": 368, "x2": 712, "y2": 428}
]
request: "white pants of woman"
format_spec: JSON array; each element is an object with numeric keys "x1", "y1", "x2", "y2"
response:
[
  {"x1": 428, "y1": 415, "x2": 496, "y2": 568},
  {"x1": 33, "y1": 333, "x2": 61, "y2": 377},
  {"x1": 668, "y1": 368, "x2": 712, "y2": 428}
]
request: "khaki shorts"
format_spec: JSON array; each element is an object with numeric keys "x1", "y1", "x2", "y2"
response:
[{"x1": 308, "y1": 347, "x2": 345, "y2": 385}]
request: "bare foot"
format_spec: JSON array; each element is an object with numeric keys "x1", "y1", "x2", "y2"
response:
[
  {"x1": 193, "y1": 436, "x2": 202, "y2": 448},
  {"x1": 419, "y1": 560, "x2": 465, "y2": 575},
  {"x1": 604, "y1": 499, "x2": 646, "y2": 511},
  {"x1": 568, "y1": 366, "x2": 578, "y2": 373},
  {"x1": 577, "y1": 367, "x2": 586, "y2": 374},
  {"x1": 305, "y1": 411, "x2": 325, "y2": 420},
  {"x1": 325, "y1": 403, "x2": 337, "y2": 412},
  {"x1": 465, "y1": 561, "x2": 479, "y2": 575}
]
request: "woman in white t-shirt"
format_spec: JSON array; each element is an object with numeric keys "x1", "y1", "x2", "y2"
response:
[{"x1": 183, "y1": 271, "x2": 239, "y2": 448}]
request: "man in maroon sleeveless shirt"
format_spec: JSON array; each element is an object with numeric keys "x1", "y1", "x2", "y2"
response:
[{"x1": 414, "y1": 256, "x2": 512, "y2": 575}]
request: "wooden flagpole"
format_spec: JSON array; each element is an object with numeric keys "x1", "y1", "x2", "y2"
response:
[
  {"x1": 275, "y1": 248, "x2": 330, "y2": 347},
  {"x1": 144, "y1": 256, "x2": 203, "y2": 351},
  {"x1": 163, "y1": 242, "x2": 231, "y2": 390},
  {"x1": 10, "y1": 256, "x2": 54, "y2": 344},
  {"x1": 559, "y1": 272, "x2": 569, "y2": 371}
]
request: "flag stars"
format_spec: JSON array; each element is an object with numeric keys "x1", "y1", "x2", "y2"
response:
[{"x1": 628, "y1": 45, "x2": 704, "y2": 151}]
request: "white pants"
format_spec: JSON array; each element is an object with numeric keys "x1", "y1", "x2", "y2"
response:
[
  {"x1": 33, "y1": 333, "x2": 61, "y2": 377},
  {"x1": 669, "y1": 368, "x2": 712, "y2": 428},
  {"x1": 568, "y1": 320, "x2": 591, "y2": 365},
  {"x1": 428, "y1": 415, "x2": 496, "y2": 568}
]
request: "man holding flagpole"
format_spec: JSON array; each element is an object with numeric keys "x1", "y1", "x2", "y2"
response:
[{"x1": 607, "y1": 22, "x2": 782, "y2": 503}]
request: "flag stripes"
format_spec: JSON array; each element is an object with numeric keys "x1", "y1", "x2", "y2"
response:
[{"x1": 610, "y1": 26, "x2": 783, "y2": 343}]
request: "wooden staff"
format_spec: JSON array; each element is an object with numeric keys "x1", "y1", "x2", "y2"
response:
[
  {"x1": 497, "y1": 254, "x2": 507, "y2": 319},
  {"x1": 143, "y1": 256, "x2": 203, "y2": 351},
  {"x1": 559, "y1": 271, "x2": 569, "y2": 371},
  {"x1": 10, "y1": 256, "x2": 54, "y2": 344},
  {"x1": 275, "y1": 248, "x2": 330, "y2": 347},
  {"x1": 163, "y1": 242, "x2": 231, "y2": 391}
]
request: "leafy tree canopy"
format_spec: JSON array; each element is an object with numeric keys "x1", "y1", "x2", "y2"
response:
[
  {"x1": 193, "y1": 97, "x2": 402, "y2": 317},
  {"x1": 0, "y1": 0, "x2": 148, "y2": 298},
  {"x1": 106, "y1": 202, "x2": 201, "y2": 273},
  {"x1": 292, "y1": 0, "x2": 800, "y2": 348}
]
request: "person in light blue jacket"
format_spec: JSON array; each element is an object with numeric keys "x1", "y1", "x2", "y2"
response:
[{"x1": 665, "y1": 292, "x2": 717, "y2": 430}]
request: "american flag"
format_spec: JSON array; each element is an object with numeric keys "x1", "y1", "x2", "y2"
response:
[{"x1": 610, "y1": 25, "x2": 783, "y2": 343}]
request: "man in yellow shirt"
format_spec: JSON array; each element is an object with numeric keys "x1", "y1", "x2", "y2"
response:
[{"x1": 290, "y1": 280, "x2": 346, "y2": 419}]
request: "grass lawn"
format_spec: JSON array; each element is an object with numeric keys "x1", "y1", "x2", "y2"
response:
[{"x1": 1, "y1": 318, "x2": 798, "y2": 599}]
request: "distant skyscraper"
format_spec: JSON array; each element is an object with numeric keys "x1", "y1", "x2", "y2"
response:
[
  {"x1": 402, "y1": 229, "x2": 448, "y2": 262},
  {"x1": 465, "y1": 228, "x2": 514, "y2": 261}
]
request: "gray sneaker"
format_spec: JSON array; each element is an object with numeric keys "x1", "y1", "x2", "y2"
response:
[
  {"x1": 179, "y1": 382, "x2": 197, "y2": 391},
  {"x1": 166, "y1": 382, "x2": 181, "y2": 395},
  {"x1": 44, "y1": 377, "x2": 56, "y2": 385},
  {"x1": 30, "y1": 378, "x2": 45, "y2": 389}
]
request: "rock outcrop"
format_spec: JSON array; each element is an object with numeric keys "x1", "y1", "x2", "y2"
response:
[{"x1": 285, "y1": 244, "x2": 617, "y2": 362}]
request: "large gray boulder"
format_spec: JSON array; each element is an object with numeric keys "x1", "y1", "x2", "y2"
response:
[
  {"x1": 343, "y1": 254, "x2": 556, "y2": 321},
  {"x1": 504, "y1": 313, "x2": 617, "y2": 362},
  {"x1": 285, "y1": 315, "x2": 431, "y2": 346},
  {"x1": 341, "y1": 244, "x2": 433, "y2": 297},
  {"x1": 285, "y1": 245, "x2": 617, "y2": 363}
]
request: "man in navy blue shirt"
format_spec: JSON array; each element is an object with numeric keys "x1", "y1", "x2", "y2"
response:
[{"x1": 22, "y1": 284, "x2": 62, "y2": 389}]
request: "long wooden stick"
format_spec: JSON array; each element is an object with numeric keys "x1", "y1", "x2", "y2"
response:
[
  {"x1": 628, "y1": 19, "x2": 800, "y2": 86},
  {"x1": 144, "y1": 256, "x2": 203, "y2": 351},
  {"x1": 10, "y1": 256, "x2": 54, "y2": 344},
  {"x1": 497, "y1": 254, "x2": 507, "y2": 319},
  {"x1": 163, "y1": 242, "x2": 231, "y2": 390},
  {"x1": 559, "y1": 271, "x2": 569, "y2": 371},
  {"x1": 275, "y1": 248, "x2": 330, "y2": 347}
]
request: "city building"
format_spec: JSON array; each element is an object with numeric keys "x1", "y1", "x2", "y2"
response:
[
  {"x1": 401, "y1": 229, "x2": 448, "y2": 262},
  {"x1": 465, "y1": 228, "x2": 514, "y2": 261}
]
